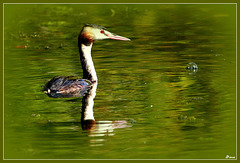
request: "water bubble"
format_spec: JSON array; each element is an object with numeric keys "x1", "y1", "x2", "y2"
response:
[
  {"x1": 186, "y1": 62, "x2": 198, "y2": 70},
  {"x1": 186, "y1": 62, "x2": 198, "y2": 75}
]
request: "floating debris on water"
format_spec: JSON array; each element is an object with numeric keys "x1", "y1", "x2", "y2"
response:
[
  {"x1": 178, "y1": 115, "x2": 197, "y2": 122},
  {"x1": 16, "y1": 45, "x2": 28, "y2": 49},
  {"x1": 58, "y1": 43, "x2": 67, "y2": 48},
  {"x1": 45, "y1": 46, "x2": 50, "y2": 49}
]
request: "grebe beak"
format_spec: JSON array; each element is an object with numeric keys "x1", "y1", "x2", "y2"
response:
[{"x1": 107, "y1": 33, "x2": 131, "y2": 41}]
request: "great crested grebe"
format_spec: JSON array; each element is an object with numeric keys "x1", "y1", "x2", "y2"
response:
[{"x1": 44, "y1": 24, "x2": 130, "y2": 98}]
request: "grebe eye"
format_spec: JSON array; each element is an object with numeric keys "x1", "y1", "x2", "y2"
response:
[{"x1": 100, "y1": 30, "x2": 104, "y2": 34}]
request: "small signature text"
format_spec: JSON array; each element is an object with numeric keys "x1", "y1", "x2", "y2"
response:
[{"x1": 225, "y1": 155, "x2": 236, "y2": 159}]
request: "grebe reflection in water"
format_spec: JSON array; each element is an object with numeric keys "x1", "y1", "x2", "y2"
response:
[{"x1": 81, "y1": 81, "x2": 133, "y2": 139}]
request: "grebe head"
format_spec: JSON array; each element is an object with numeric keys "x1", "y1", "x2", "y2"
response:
[{"x1": 79, "y1": 24, "x2": 130, "y2": 46}]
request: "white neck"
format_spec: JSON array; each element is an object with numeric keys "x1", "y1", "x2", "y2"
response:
[{"x1": 80, "y1": 43, "x2": 98, "y2": 82}]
